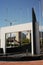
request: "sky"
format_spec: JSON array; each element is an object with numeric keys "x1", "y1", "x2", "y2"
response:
[{"x1": 0, "y1": 0, "x2": 43, "y2": 27}]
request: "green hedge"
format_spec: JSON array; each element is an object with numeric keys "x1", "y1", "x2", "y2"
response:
[{"x1": 21, "y1": 38, "x2": 30, "y2": 45}]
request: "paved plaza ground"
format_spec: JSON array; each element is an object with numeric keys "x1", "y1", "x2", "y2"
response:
[{"x1": 0, "y1": 60, "x2": 43, "y2": 65}]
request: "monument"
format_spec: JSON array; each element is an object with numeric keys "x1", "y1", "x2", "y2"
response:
[{"x1": 32, "y1": 8, "x2": 40, "y2": 54}]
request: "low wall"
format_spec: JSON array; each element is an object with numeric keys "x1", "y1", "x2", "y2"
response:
[{"x1": 6, "y1": 44, "x2": 31, "y2": 54}]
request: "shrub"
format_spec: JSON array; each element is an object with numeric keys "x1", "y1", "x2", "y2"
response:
[{"x1": 21, "y1": 38, "x2": 30, "y2": 45}]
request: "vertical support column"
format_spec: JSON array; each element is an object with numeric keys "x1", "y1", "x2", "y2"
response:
[
  {"x1": 31, "y1": 30, "x2": 34, "y2": 55},
  {"x1": 19, "y1": 32, "x2": 21, "y2": 46},
  {"x1": 31, "y1": 22, "x2": 40, "y2": 55},
  {"x1": 1, "y1": 32, "x2": 5, "y2": 54},
  {"x1": 35, "y1": 23, "x2": 40, "y2": 54}
]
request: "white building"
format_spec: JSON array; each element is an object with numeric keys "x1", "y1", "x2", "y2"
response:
[{"x1": 0, "y1": 22, "x2": 42, "y2": 55}]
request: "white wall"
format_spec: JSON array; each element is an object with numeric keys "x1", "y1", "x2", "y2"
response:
[
  {"x1": 39, "y1": 26, "x2": 43, "y2": 31},
  {"x1": 1, "y1": 22, "x2": 32, "y2": 33},
  {"x1": 0, "y1": 22, "x2": 32, "y2": 54}
]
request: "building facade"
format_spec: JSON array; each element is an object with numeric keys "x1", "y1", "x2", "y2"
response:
[{"x1": 0, "y1": 22, "x2": 40, "y2": 55}]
